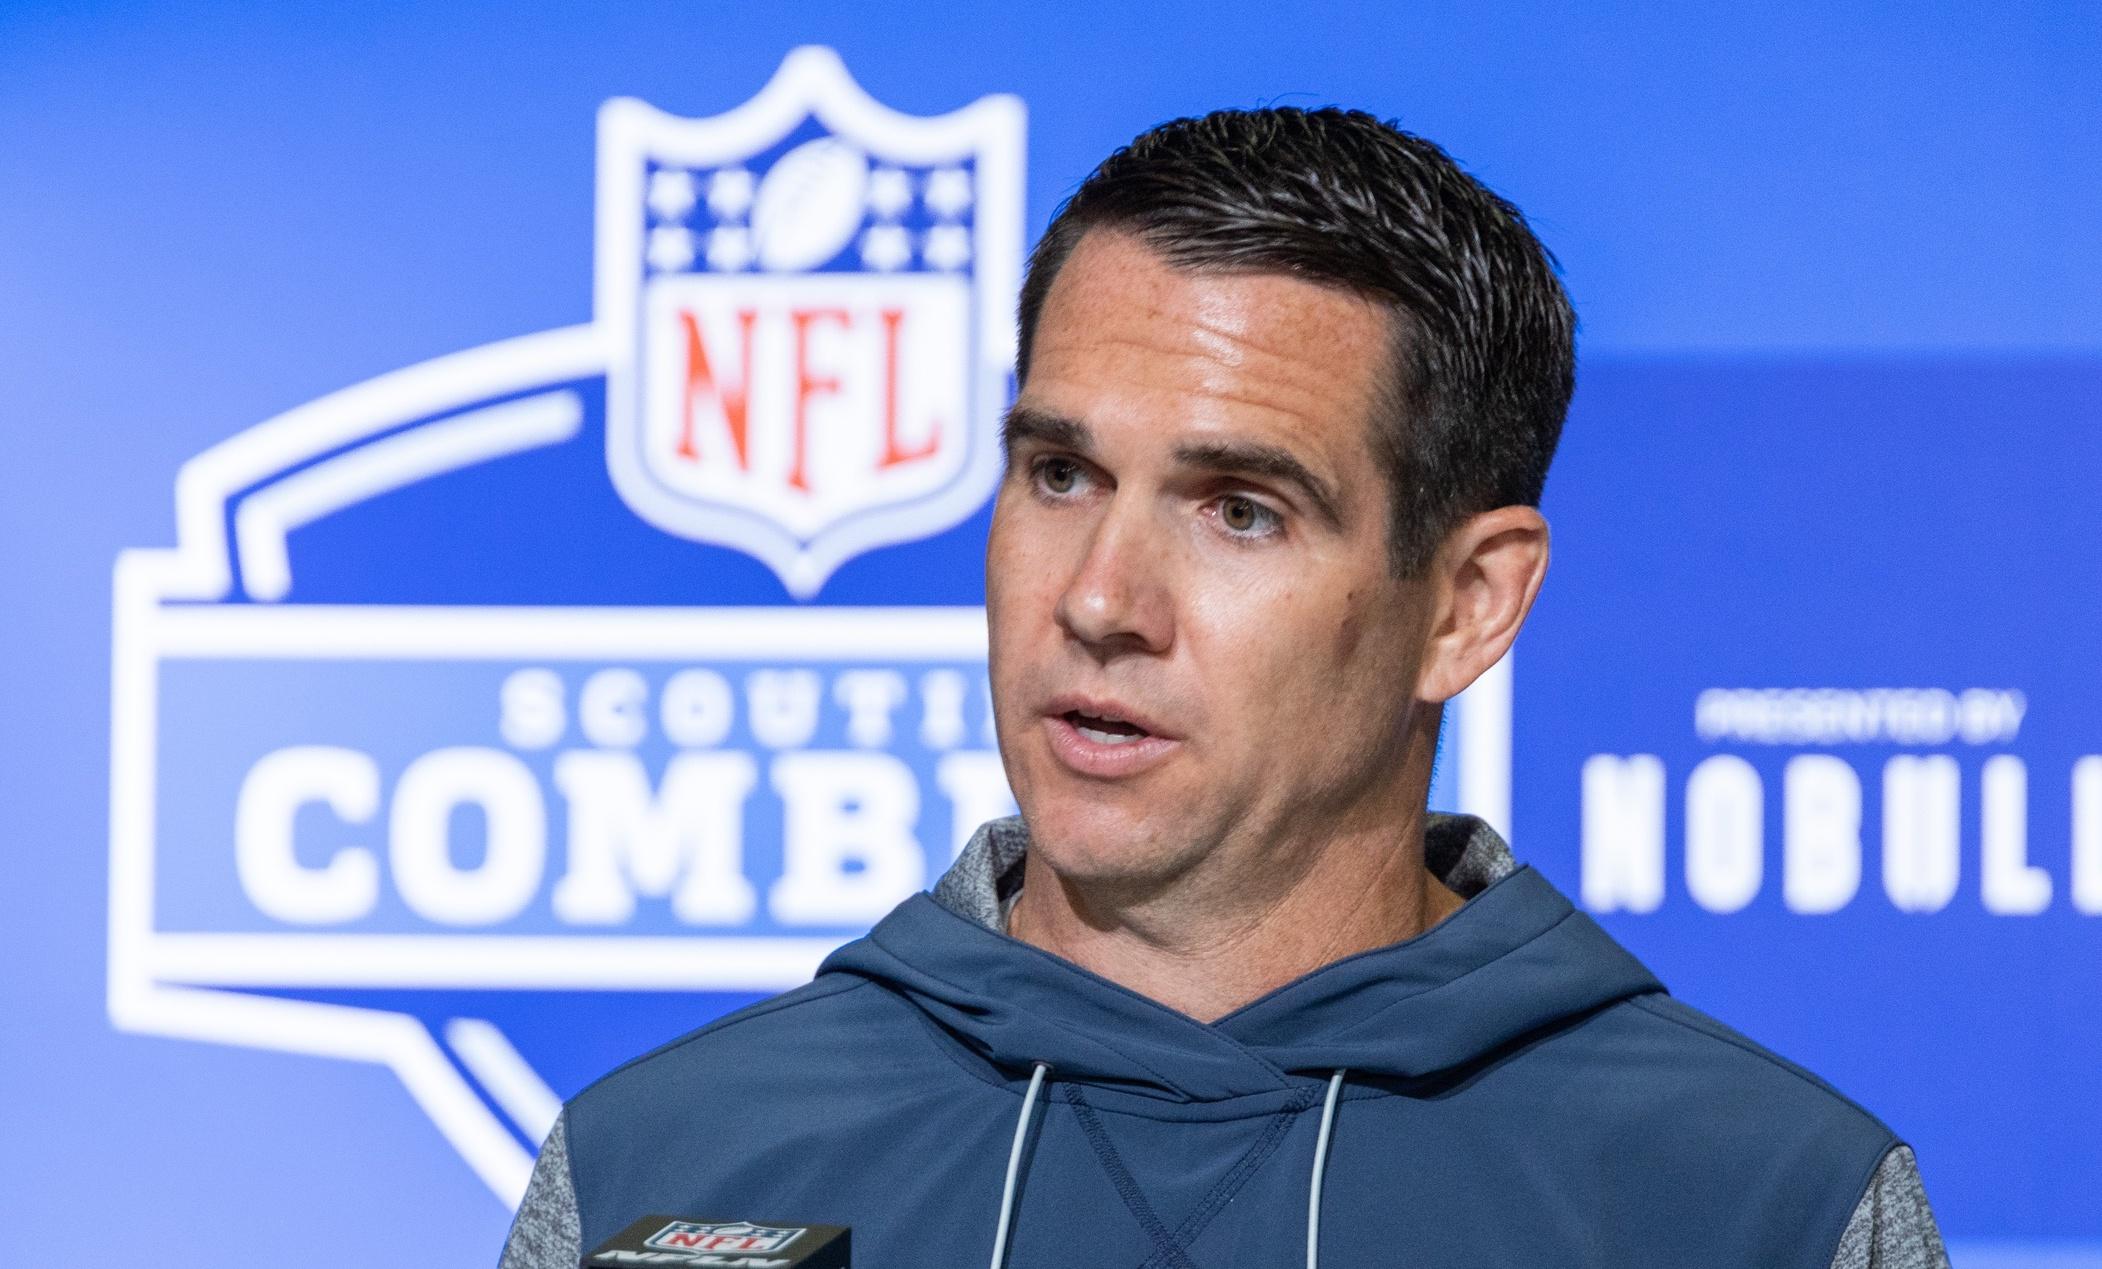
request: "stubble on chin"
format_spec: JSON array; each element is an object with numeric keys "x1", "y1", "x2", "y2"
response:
[{"x1": 1021, "y1": 787, "x2": 1231, "y2": 897}]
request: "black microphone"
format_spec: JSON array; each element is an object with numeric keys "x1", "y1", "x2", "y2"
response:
[{"x1": 583, "y1": 1216, "x2": 849, "y2": 1268}]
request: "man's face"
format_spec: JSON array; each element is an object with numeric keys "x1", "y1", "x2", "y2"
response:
[{"x1": 987, "y1": 230, "x2": 1437, "y2": 892}]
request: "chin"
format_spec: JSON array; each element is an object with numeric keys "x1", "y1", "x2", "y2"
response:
[{"x1": 1017, "y1": 789, "x2": 1201, "y2": 887}]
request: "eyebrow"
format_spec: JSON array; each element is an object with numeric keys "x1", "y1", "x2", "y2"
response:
[
  {"x1": 1001, "y1": 404, "x2": 1346, "y2": 531},
  {"x1": 1001, "y1": 404, "x2": 1094, "y2": 459}
]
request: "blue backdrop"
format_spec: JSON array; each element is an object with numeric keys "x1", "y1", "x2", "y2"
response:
[{"x1": 3, "y1": 4, "x2": 2097, "y2": 1265}]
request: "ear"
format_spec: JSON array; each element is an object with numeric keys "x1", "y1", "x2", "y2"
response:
[{"x1": 1414, "y1": 506, "x2": 1551, "y2": 704}]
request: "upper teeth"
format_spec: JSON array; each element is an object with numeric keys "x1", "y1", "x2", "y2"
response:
[
  {"x1": 1078, "y1": 724, "x2": 1141, "y2": 745},
  {"x1": 1075, "y1": 718, "x2": 1142, "y2": 745}
]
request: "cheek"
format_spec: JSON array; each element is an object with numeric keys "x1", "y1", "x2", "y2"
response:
[
  {"x1": 984, "y1": 499, "x2": 1067, "y2": 683},
  {"x1": 1184, "y1": 576, "x2": 1409, "y2": 723},
  {"x1": 984, "y1": 496, "x2": 1035, "y2": 622},
  {"x1": 1183, "y1": 575, "x2": 1326, "y2": 708},
  {"x1": 1335, "y1": 593, "x2": 1428, "y2": 717}
]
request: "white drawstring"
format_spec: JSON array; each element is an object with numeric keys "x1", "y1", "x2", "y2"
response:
[
  {"x1": 1306, "y1": 1069, "x2": 1347, "y2": 1269},
  {"x1": 989, "y1": 1061, "x2": 1050, "y2": 1269}
]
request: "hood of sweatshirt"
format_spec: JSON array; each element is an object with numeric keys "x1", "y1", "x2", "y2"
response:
[{"x1": 818, "y1": 814, "x2": 1664, "y2": 1105}]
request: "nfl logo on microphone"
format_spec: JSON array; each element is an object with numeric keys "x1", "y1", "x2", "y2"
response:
[{"x1": 648, "y1": 1221, "x2": 804, "y2": 1253}]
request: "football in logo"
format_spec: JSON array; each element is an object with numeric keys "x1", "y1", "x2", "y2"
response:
[{"x1": 750, "y1": 137, "x2": 871, "y2": 271}]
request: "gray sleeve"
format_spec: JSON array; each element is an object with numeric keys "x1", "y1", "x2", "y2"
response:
[
  {"x1": 499, "y1": 1111, "x2": 584, "y2": 1269},
  {"x1": 1828, "y1": 1145, "x2": 1951, "y2": 1269}
]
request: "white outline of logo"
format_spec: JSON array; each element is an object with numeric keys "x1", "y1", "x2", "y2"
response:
[{"x1": 106, "y1": 46, "x2": 1511, "y2": 1210}]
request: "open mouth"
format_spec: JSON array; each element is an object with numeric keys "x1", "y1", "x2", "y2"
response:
[{"x1": 1064, "y1": 710, "x2": 1150, "y2": 746}]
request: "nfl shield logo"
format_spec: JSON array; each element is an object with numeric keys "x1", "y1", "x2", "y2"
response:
[
  {"x1": 597, "y1": 47, "x2": 1025, "y2": 596},
  {"x1": 647, "y1": 1220, "x2": 806, "y2": 1254}
]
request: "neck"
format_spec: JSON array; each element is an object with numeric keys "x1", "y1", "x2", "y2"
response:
[{"x1": 1004, "y1": 808, "x2": 1467, "y2": 1022}]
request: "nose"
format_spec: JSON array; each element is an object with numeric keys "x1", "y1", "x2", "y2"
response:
[{"x1": 1054, "y1": 494, "x2": 1173, "y2": 657}]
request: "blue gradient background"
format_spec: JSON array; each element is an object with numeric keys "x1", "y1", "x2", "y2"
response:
[{"x1": 3, "y1": 3, "x2": 2097, "y2": 1264}]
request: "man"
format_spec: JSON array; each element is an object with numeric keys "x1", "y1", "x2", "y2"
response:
[{"x1": 503, "y1": 108, "x2": 1947, "y2": 1268}]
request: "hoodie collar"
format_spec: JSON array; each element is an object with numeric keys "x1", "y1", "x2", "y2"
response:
[
  {"x1": 819, "y1": 815, "x2": 1663, "y2": 1103},
  {"x1": 928, "y1": 813, "x2": 1525, "y2": 932}
]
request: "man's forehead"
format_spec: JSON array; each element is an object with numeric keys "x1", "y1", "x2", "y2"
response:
[
  {"x1": 1018, "y1": 232, "x2": 1393, "y2": 499},
  {"x1": 1033, "y1": 232, "x2": 1392, "y2": 370}
]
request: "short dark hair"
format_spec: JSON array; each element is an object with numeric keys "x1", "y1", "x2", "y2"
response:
[{"x1": 1016, "y1": 107, "x2": 1576, "y2": 576}]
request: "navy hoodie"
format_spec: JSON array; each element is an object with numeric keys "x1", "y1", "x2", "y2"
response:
[{"x1": 542, "y1": 815, "x2": 1900, "y2": 1267}]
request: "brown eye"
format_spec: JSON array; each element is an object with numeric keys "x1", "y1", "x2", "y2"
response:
[
  {"x1": 1040, "y1": 458, "x2": 1079, "y2": 494},
  {"x1": 1216, "y1": 494, "x2": 1281, "y2": 539}
]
